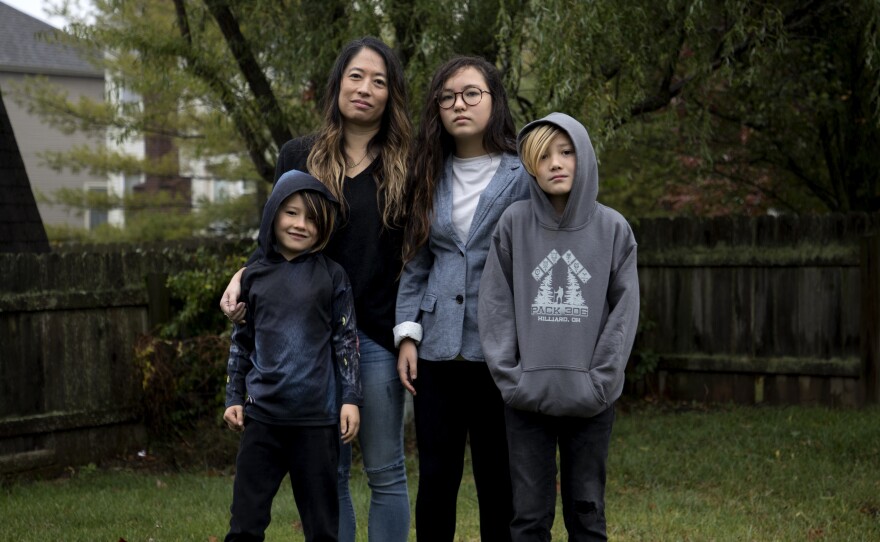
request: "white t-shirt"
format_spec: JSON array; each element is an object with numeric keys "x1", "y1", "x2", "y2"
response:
[{"x1": 451, "y1": 153, "x2": 501, "y2": 243}]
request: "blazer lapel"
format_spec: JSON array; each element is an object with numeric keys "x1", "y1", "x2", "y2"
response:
[
  {"x1": 435, "y1": 158, "x2": 463, "y2": 249},
  {"x1": 466, "y1": 153, "x2": 519, "y2": 245}
]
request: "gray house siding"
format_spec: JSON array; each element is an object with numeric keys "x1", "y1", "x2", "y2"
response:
[
  {"x1": 0, "y1": 72, "x2": 105, "y2": 228},
  {"x1": 0, "y1": 1, "x2": 106, "y2": 230},
  {"x1": 0, "y1": 84, "x2": 49, "y2": 252}
]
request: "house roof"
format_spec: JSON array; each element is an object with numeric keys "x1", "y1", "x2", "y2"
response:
[{"x1": 0, "y1": 1, "x2": 102, "y2": 78}]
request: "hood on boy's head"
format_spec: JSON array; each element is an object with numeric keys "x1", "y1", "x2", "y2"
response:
[
  {"x1": 517, "y1": 112, "x2": 599, "y2": 229},
  {"x1": 258, "y1": 169, "x2": 338, "y2": 257}
]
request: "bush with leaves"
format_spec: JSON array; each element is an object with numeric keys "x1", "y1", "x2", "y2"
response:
[
  {"x1": 135, "y1": 246, "x2": 251, "y2": 465},
  {"x1": 623, "y1": 299, "x2": 660, "y2": 398}
]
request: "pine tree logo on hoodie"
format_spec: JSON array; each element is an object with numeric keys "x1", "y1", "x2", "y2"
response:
[{"x1": 531, "y1": 249, "x2": 591, "y2": 322}]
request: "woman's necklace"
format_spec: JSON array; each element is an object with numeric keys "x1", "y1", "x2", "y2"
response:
[{"x1": 346, "y1": 148, "x2": 372, "y2": 169}]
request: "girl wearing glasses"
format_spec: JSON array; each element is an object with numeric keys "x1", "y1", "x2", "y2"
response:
[
  {"x1": 220, "y1": 37, "x2": 412, "y2": 542},
  {"x1": 395, "y1": 56, "x2": 530, "y2": 541}
]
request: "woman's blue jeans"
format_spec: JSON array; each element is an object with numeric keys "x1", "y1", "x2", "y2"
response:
[{"x1": 337, "y1": 331, "x2": 410, "y2": 542}]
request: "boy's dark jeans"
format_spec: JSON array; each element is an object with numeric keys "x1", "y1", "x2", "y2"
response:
[
  {"x1": 504, "y1": 404, "x2": 615, "y2": 542},
  {"x1": 225, "y1": 418, "x2": 340, "y2": 542},
  {"x1": 413, "y1": 359, "x2": 514, "y2": 542}
]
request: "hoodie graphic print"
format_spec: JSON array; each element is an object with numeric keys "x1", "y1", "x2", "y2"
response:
[
  {"x1": 225, "y1": 170, "x2": 362, "y2": 426},
  {"x1": 478, "y1": 112, "x2": 639, "y2": 418}
]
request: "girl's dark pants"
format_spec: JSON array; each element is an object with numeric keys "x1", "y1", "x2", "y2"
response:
[
  {"x1": 225, "y1": 419, "x2": 340, "y2": 542},
  {"x1": 505, "y1": 404, "x2": 615, "y2": 542},
  {"x1": 413, "y1": 359, "x2": 514, "y2": 542}
]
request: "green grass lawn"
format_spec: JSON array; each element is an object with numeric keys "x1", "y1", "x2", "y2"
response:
[{"x1": 2, "y1": 402, "x2": 878, "y2": 541}]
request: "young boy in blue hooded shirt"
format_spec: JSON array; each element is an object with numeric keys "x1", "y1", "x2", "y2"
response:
[
  {"x1": 223, "y1": 169, "x2": 363, "y2": 542},
  {"x1": 478, "y1": 113, "x2": 639, "y2": 541}
]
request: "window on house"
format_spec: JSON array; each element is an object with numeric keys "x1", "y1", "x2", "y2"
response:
[
  {"x1": 123, "y1": 173, "x2": 143, "y2": 194},
  {"x1": 120, "y1": 85, "x2": 140, "y2": 105},
  {"x1": 86, "y1": 185, "x2": 108, "y2": 230}
]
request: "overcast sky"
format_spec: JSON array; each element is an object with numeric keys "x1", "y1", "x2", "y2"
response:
[{"x1": 3, "y1": 0, "x2": 93, "y2": 29}]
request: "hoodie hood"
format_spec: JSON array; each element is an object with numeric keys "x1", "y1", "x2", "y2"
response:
[
  {"x1": 259, "y1": 170, "x2": 338, "y2": 259},
  {"x1": 517, "y1": 112, "x2": 598, "y2": 229}
]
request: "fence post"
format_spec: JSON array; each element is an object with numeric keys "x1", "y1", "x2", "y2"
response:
[
  {"x1": 145, "y1": 272, "x2": 171, "y2": 331},
  {"x1": 862, "y1": 235, "x2": 880, "y2": 404}
]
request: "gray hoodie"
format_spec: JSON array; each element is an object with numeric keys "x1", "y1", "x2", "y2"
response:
[{"x1": 478, "y1": 112, "x2": 639, "y2": 418}]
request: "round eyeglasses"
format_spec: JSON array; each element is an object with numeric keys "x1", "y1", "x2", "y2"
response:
[{"x1": 437, "y1": 88, "x2": 491, "y2": 109}]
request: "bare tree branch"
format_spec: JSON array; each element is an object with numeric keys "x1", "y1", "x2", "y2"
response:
[
  {"x1": 203, "y1": 0, "x2": 292, "y2": 148},
  {"x1": 171, "y1": 0, "x2": 275, "y2": 182}
]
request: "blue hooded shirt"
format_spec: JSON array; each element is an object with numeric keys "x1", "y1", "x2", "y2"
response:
[{"x1": 225, "y1": 170, "x2": 362, "y2": 426}]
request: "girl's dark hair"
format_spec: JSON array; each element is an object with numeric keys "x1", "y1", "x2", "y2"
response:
[
  {"x1": 402, "y1": 56, "x2": 516, "y2": 262},
  {"x1": 307, "y1": 37, "x2": 411, "y2": 228}
]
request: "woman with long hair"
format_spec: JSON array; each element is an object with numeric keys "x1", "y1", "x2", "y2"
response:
[
  {"x1": 394, "y1": 56, "x2": 531, "y2": 541},
  {"x1": 221, "y1": 36, "x2": 411, "y2": 542}
]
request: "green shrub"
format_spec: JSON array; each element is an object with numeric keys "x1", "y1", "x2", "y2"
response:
[
  {"x1": 160, "y1": 248, "x2": 251, "y2": 339},
  {"x1": 135, "y1": 247, "x2": 251, "y2": 461},
  {"x1": 628, "y1": 298, "x2": 659, "y2": 383}
]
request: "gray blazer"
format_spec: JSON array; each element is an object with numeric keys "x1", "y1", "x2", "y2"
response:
[{"x1": 395, "y1": 152, "x2": 530, "y2": 361}]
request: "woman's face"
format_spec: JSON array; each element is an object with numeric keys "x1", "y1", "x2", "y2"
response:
[
  {"x1": 337, "y1": 48, "x2": 389, "y2": 128},
  {"x1": 439, "y1": 66, "x2": 493, "y2": 154}
]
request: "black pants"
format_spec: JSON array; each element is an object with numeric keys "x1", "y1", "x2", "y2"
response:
[
  {"x1": 225, "y1": 419, "x2": 340, "y2": 542},
  {"x1": 505, "y1": 405, "x2": 615, "y2": 542},
  {"x1": 413, "y1": 359, "x2": 514, "y2": 542}
]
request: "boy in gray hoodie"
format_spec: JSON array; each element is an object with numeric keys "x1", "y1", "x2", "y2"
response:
[{"x1": 478, "y1": 112, "x2": 639, "y2": 541}]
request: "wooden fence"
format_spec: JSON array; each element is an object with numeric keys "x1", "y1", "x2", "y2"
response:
[
  {"x1": 1, "y1": 214, "x2": 878, "y2": 476},
  {"x1": 0, "y1": 241, "x2": 248, "y2": 477},
  {"x1": 631, "y1": 213, "x2": 880, "y2": 407}
]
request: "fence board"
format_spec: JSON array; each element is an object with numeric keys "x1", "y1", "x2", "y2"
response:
[
  {"x1": 862, "y1": 236, "x2": 880, "y2": 402},
  {"x1": 633, "y1": 212, "x2": 879, "y2": 406}
]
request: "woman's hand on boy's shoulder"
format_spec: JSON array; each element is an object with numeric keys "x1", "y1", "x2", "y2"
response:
[{"x1": 220, "y1": 267, "x2": 248, "y2": 324}]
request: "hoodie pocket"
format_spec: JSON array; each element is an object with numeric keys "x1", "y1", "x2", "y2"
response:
[{"x1": 508, "y1": 367, "x2": 606, "y2": 418}]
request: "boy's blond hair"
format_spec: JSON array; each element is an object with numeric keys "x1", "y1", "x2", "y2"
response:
[{"x1": 520, "y1": 124, "x2": 564, "y2": 178}]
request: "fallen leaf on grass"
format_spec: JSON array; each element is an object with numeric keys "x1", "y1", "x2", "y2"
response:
[{"x1": 859, "y1": 503, "x2": 880, "y2": 518}]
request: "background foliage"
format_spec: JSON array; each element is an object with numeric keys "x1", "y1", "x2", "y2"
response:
[
  {"x1": 134, "y1": 247, "x2": 250, "y2": 462},
  {"x1": 37, "y1": 188, "x2": 260, "y2": 243},
  {"x1": 18, "y1": 0, "x2": 880, "y2": 225}
]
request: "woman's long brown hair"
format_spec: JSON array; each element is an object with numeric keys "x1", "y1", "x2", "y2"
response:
[{"x1": 307, "y1": 37, "x2": 411, "y2": 229}]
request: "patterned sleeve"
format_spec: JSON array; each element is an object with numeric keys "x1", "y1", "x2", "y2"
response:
[
  {"x1": 225, "y1": 293, "x2": 255, "y2": 407},
  {"x1": 331, "y1": 266, "x2": 363, "y2": 406}
]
